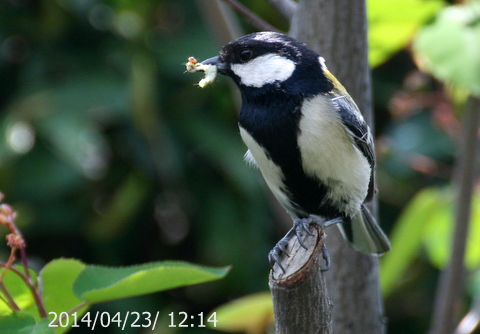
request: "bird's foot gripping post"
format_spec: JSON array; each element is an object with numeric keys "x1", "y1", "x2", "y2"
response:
[
  {"x1": 269, "y1": 216, "x2": 342, "y2": 274},
  {"x1": 268, "y1": 220, "x2": 334, "y2": 334}
]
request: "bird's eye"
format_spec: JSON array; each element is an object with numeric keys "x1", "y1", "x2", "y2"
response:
[{"x1": 238, "y1": 49, "x2": 253, "y2": 62}]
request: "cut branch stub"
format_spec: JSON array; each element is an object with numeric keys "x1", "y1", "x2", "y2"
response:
[
  {"x1": 270, "y1": 224, "x2": 325, "y2": 284},
  {"x1": 269, "y1": 224, "x2": 333, "y2": 334}
]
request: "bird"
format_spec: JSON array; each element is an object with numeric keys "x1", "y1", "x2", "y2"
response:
[{"x1": 199, "y1": 31, "x2": 390, "y2": 270}]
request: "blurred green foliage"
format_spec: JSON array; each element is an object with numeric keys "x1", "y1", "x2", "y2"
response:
[
  {"x1": 368, "y1": 0, "x2": 444, "y2": 67},
  {"x1": 381, "y1": 187, "x2": 480, "y2": 296},
  {"x1": 414, "y1": 0, "x2": 480, "y2": 96},
  {"x1": 0, "y1": 0, "x2": 478, "y2": 333}
]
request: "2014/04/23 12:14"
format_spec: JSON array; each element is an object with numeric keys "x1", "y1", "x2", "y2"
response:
[{"x1": 168, "y1": 312, "x2": 218, "y2": 328}]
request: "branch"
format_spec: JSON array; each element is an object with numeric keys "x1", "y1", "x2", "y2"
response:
[
  {"x1": 429, "y1": 95, "x2": 480, "y2": 334},
  {"x1": 220, "y1": 0, "x2": 281, "y2": 32},
  {"x1": 196, "y1": 0, "x2": 242, "y2": 47},
  {"x1": 267, "y1": 0, "x2": 297, "y2": 21},
  {"x1": 269, "y1": 225, "x2": 332, "y2": 334}
]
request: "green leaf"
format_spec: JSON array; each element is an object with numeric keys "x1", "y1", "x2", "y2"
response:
[
  {"x1": 421, "y1": 189, "x2": 453, "y2": 269},
  {"x1": 0, "y1": 312, "x2": 54, "y2": 334},
  {"x1": 468, "y1": 194, "x2": 480, "y2": 269},
  {"x1": 380, "y1": 187, "x2": 441, "y2": 296},
  {"x1": 0, "y1": 267, "x2": 37, "y2": 316},
  {"x1": 210, "y1": 292, "x2": 273, "y2": 332},
  {"x1": 40, "y1": 259, "x2": 88, "y2": 334},
  {"x1": 368, "y1": 0, "x2": 444, "y2": 67},
  {"x1": 73, "y1": 261, "x2": 230, "y2": 303},
  {"x1": 382, "y1": 187, "x2": 480, "y2": 296},
  {"x1": 423, "y1": 190, "x2": 480, "y2": 270},
  {"x1": 414, "y1": 1, "x2": 480, "y2": 96}
]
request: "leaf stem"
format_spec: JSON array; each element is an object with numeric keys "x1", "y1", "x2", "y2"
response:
[
  {"x1": 0, "y1": 280, "x2": 21, "y2": 311},
  {"x1": 0, "y1": 198, "x2": 48, "y2": 318},
  {"x1": 55, "y1": 302, "x2": 90, "y2": 326},
  {"x1": 0, "y1": 248, "x2": 21, "y2": 312}
]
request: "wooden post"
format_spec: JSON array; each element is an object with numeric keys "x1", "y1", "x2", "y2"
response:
[{"x1": 269, "y1": 225, "x2": 333, "y2": 334}]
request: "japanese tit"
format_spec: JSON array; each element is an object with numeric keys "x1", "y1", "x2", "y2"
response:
[{"x1": 201, "y1": 32, "x2": 390, "y2": 260}]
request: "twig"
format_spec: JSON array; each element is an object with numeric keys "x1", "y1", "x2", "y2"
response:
[
  {"x1": 220, "y1": 0, "x2": 281, "y2": 32},
  {"x1": 429, "y1": 96, "x2": 480, "y2": 334},
  {"x1": 0, "y1": 198, "x2": 48, "y2": 318},
  {"x1": 267, "y1": 0, "x2": 297, "y2": 21},
  {"x1": 56, "y1": 302, "x2": 90, "y2": 326},
  {"x1": 196, "y1": 0, "x2": 242, "y2": 46},
  {"x1": 0, "y1": 280, "x2": 20, "y2": 311}
]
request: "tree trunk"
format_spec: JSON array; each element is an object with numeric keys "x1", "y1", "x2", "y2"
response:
[{"x1": 290, "y1": 1, "x2": 386, "y2": 333}]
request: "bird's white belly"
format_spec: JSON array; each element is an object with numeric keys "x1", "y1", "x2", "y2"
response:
[
  {"x1": 297, "y1": 95, "x2": 371, "y2": 216},
  {"x1": 239, "y1": 127, "x2": 296, "y2": 215}
]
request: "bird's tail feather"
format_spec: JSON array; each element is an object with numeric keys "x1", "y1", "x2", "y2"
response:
[{"x1": 337, "y1": 204, "x2": 390, "y2": 255}]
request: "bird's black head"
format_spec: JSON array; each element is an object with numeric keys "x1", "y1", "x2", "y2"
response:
[{"x1": 202, "y1": 32, "x2": 333, "y2": 96}]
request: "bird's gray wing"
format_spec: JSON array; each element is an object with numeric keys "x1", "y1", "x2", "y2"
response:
[{"x1": 332, "y1": 95, "x2": 376, "y2": 202}]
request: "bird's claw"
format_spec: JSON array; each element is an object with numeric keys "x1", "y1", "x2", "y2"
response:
[
  {"x1": 294, "y1": 217, "x2": 315, "y2": 244},
  {"x1": 269, "y1": 216, "x2": 341, "y2": 273},
  {"x1": 321, "y1": 243, "x2": 331, "y2": 271},
  {"x1": 268, "y1": 227, "x2": 296, "y2": 273},
  {"x1": 268, "y1": 246, "x2": 286, "y2": 273}
]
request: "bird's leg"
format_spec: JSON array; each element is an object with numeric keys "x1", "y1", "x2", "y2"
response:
[
  {"x1": 320, "y1": 216, "x2": 344, "y2": 229},
  {"x1": 269, "y1": 216, "x2": 344, "y2": 273},
  {"x1": 269, "y1": 217, "x2": 322, "y2": 272},
  {"x1": 295, "y1": 216, "x2": 342, "y2": 271},
  {"x1": 293, "y1": 217, "x2": 315, "y2": 249},
  {"x1": 315, "y1": 216, "x2": 343, "y2": 271},
  {"x1": 294, "y1": 216, "x2": 343, "y2": 248}
]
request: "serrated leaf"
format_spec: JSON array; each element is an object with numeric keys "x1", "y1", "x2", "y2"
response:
[
  {"x1": 368, "y1": 0, "x2": 444, "y2": 67},
  {"x1": 210, "y1": 292, "x2": 273, "y2": 333},
  {"x1": 73, "y1": 261, "x2": 230, "y2": 303},
  {"x1": 414, "y1": 1, "x2": 480, "y2": 96},
  {"x1": 40, "y1": 259, "x2": 88, "y2": 334}
]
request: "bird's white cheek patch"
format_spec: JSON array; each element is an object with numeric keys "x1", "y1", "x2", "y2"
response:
[{"x1": 231, "y1": 54, "x2": 295, "y2": 88}]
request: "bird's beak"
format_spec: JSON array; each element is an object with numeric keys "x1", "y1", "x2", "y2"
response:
[{"x1": 201, "y1": 56, "x2": 227, "y2": 73}]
